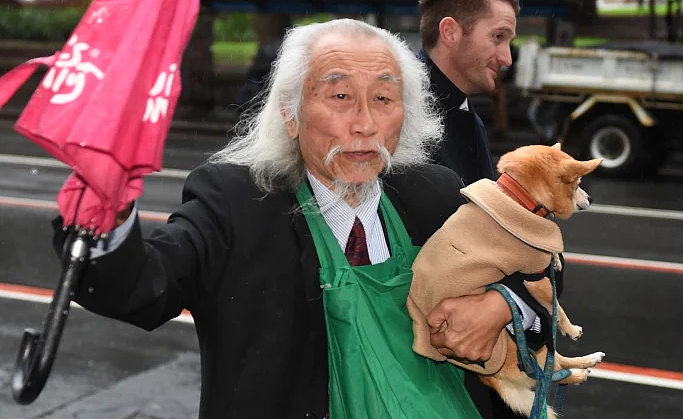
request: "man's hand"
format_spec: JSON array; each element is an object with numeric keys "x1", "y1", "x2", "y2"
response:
[{"x1": 427, "y1": 290, "x2": 512, "y2": 363}]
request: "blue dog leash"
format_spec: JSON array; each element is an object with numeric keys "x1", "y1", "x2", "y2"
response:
[{"x1": 487, "y1": 256, "x2": 571, "y2": 419}]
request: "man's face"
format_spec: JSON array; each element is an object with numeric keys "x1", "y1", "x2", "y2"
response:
[
  {"x1": 450, "y1": 0, "x2": 516, "y2": 94},
  {"x1": 286, "y1": 34, "x2": 404, "y2": 188}
]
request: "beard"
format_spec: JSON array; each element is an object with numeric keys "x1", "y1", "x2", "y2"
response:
[
  {"x1": 323, "y1": 140, "x2": 392, "y2": 207},
  {"x1": 328, "y1": 178, "x2": 379, "y2": 209}
]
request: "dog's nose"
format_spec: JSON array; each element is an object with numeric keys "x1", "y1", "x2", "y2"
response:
[{"x1": 588, "y1": 196, "x2": 594, "y2": 204}]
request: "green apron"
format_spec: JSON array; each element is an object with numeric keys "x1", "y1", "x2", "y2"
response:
[{"x1": 296, "y1": 183, "x2": 483, "y2": 419}]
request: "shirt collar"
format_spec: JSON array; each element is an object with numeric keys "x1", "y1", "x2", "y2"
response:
[
  {"x1": 306, "y1": 171, "x2": 382, "y2": 249},
  {"x1": 420, "y1": 49, "x2": 470, "y2": 112}
]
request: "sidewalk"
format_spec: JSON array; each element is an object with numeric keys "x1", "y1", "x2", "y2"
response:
[
  {"x1": 2, "y1": 353, "x2": 201, "y2": 419},
  {"x1": 40, "y1": 353, "x2": 201, "y2": 419}
]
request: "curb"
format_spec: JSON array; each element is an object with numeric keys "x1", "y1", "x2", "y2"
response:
[{"x1": 0, "y1": 107, "x2": 235, "y2": 150}]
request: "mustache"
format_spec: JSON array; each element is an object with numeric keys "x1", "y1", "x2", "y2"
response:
[{"x1": 323, "y1": 141, "x2": 392, "y2": 171}]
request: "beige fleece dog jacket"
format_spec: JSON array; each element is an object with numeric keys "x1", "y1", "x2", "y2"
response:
[{"x1": 407, "y1": 179, "x2": 564, "y2": 375}]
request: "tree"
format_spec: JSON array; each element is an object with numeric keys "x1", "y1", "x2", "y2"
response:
[
  {"x1": 179, "y1": 4, "x2": 217, "y2": 117},
  {"x1": 649, "y1": 0, "x2": 657, "y2": 38},
  {"x1": 666, "y1": 0, "x2": 682, "y2": 42},
  {"x1": 568, "y1": 0, "x2": 598, "y2": 26}
]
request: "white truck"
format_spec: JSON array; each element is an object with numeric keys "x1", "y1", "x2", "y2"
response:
[{"x1": 514, "y1": 38, "x2": 683, "y2": 176}]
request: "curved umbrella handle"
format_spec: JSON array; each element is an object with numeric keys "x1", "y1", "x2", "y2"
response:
[{"x1": 11, "y1": 234, "x2": 89, "y2": 404}]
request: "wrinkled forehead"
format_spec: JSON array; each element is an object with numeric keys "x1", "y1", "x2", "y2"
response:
[{"x1": 306, "y1": 33, "x2": 402, "y2": 88}]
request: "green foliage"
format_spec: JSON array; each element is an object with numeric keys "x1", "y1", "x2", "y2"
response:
[
  {"x1": 294, "y1": 13, "x2": 333, "y2": 25},
  {"x1": 512, "y1": 35, "x2": 609, "y2": 48},
  {"x1": 1, "y1": 8, "x2": 333, "y2": 44},
  {"x1": 213, "y1": 13, "x2": 256, "y2": 42},
  {"x1": 597, "y1": 3, "x2": 670, "y2": 17},
  {"x1": 210, "y1": 13, "x2": 331, "y2": 65},
  {"x1": 0, "y1": 7, "x2": 83, "y2": 42},
  {"x1": 212, "y1": 12, "x2": 332, "y2": 43},
  {"x1": 212, "y1": 41, "x2": 258, "y2": 66}
]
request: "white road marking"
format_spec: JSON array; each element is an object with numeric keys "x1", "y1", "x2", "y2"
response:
[
  {"x1": 0, "y1": 286, "x2": 193, "y2": 324},
  {"x1": 590, "y1": 368, "x2": 683, "y2": 391},
  {"x1": 0, "y1": 195, "x2": 170, "y2": 222},
  {"x1": 564, "y1": 252, "x2": 683, "y2": 274},
  {"x1": 0, "y1": 153, "x2": 190, "y2": 179},
  {"x1": 4, "y1": 196, "x2": 683, "y2": 272},
  {"x1": 588, "y1": 203, "x2": 683, "y2": 221},
  {"x1": 3, "y1": 153, "x2": 683, "y2": 219},
  {"x1": 0, "y1": 283, "x2": 680, "y2": 389}
]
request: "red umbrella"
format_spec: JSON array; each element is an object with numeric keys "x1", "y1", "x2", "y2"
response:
[{"x1": 0, "y1": 0, "x2": 199, "y2": 403}]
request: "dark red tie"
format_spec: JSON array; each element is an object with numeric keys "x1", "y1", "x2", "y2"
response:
[{"x1": 344, "y1": 217, "x2": 371, "y2": 266}]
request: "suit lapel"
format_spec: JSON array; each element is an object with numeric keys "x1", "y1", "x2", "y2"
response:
[
  {"x1": 382, "y1": 176, "x2": 419, "y2": 246},
  {"x1": 472, "y1": 112, "x2": 496, "y2": 181}
]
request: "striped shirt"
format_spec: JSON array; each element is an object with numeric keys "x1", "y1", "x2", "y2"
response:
[
  {"x1": 306, "y1": 172, "x2": 390, "y2": 264},
  {"x1": 307, "y1": 171, "x2": 540, "y2": 333}
]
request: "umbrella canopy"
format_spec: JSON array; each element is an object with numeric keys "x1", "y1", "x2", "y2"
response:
[
  {"x1": 1, "y1": 0, "x2": 200, "y2": 405},
  {"x1": 0, "y1": 0, "x2": 199, "y2": 234}
]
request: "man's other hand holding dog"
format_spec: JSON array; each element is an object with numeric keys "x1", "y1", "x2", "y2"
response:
[{"x1": 429, "y1": 291, "x2": 512, "y2": 362}]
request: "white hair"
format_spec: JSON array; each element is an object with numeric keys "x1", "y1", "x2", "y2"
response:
[{"x1": 210, "y1": 18, "x2": 444, "y2": 193}]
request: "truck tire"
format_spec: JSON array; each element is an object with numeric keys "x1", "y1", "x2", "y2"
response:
[{"x1": 580, "y1": 114, "x2": 648, "y2": 177}]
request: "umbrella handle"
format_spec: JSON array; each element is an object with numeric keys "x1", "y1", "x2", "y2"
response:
[{"x1": 11, "y1": 234, "x2": 89, "y2": 405}]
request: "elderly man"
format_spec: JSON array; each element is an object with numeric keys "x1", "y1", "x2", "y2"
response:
[{"x1": 54, "y1": 19, "x2": 526, "y2": 419}]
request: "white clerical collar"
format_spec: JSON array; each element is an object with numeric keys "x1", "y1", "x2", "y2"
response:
[{"x1": 306, "y1": 171, "x2": 382, "y2": 251}]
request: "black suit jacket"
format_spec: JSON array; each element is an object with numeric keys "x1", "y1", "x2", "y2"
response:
[
  {"x1": 54, "y1": 163, "x2": 538, "y2": 419},
  {"x1": 419, "y1": 50, "x2": 496, "y2": 186}
]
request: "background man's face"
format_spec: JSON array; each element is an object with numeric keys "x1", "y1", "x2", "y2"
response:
[
  {"x1": 287, "y1": 34, "x2": 404, "y2": 187},
  {"x1": 451, "y1": 0, "x2": 516, "y2": 94}
]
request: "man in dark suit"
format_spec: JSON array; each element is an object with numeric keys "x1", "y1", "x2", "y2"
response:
[
  {"x1": 54, "y1": 18, "x2": 539, "y2": 419},
  {"x1": 418, "y1": 0, "x2": 519, "y2": 186},
  {"x1": 418, "y1": 2, "x2": 566, "y2": 417}
]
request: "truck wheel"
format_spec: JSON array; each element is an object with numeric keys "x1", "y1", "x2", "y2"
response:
[{"x1": 580, "y1": 115, "x2": 647, "y2": 177}]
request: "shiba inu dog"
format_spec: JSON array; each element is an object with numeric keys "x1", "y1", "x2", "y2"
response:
[{"x1": 407, "y1": 143, "x2": 605, "y2": 418}]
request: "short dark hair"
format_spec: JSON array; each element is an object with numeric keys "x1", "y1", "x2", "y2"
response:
[{"x1": 419, "y1": 0, "x2": 520, "y2": 50}]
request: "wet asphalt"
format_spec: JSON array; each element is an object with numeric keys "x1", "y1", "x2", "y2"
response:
[{"x1": 0, "y1": 126, "x2": 682, "y2": 419}]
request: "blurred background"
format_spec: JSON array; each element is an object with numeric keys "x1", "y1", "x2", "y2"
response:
[
  {"x1": 1, "y1": 1, "x2": 683, "y2": 419},
  {"x1": 2, "y1": 0, "x2": 683, "y2": 175}
]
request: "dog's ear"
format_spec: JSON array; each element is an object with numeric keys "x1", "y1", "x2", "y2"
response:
[
  {"x1": 580, "y1": 158, "x2": 603, "y2": 175},
  {"x1": 496, "y1": 152, "x2": 520, "y2": 175},
  {"x1": 560, "y1": 158, "x2": 603, "y2": 183},
  {"x1": 496, "y1": 153, "x2": 510, "y2": 175},
  {"x1": 551, "y1": 142, "x2": 562, "y2": 150}
]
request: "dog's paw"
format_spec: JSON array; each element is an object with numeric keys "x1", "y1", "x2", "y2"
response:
[
  {"x1": 546, "y1": 406, "x2": 558, "y2": 419},
  {"x1": 589, "y1": 352, "x2": 606, "y2": 366},
  {"x1": 553, "y1": 253, "x2": 563, "y2": 271},
  {"x1": 570, "y1": 368, "x2": 590, "y2": 384},
  {"x1": 563, "y1": 324, "x2": 583, "y2": 341}
]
